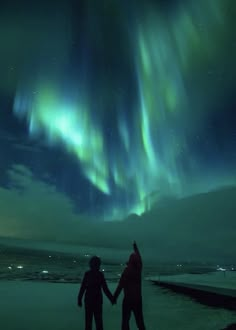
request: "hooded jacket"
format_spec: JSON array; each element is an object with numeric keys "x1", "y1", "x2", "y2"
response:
[{"x1": 114, "y1": 249, "x2": 143, "y2": 303}]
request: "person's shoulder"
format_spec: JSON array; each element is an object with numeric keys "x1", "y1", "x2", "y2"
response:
[
  {"x1": 97, "y1": 271, "x2": 106, "y2": 282},
  {"x1": 84, "y1": 270, "x2": 91, "y2": 276},
  {"x1": 121, "y1": 266, "x2": 129, "y2": 276},
  {"x1": 99, "y1": 270, "x2": 105, "y2": 277},
  {"x1": 81, "y1": 270, "x2": 90, "y2": 282},
  {"x1": 124, "y1": 265, "x2": 129, "y2": 272}
]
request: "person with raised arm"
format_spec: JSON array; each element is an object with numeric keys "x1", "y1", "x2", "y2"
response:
[{"x1": 113, "y1": 241, "x2": 146, "y2": 330}]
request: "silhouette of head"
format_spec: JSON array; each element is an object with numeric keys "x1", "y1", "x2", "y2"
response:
[
  {"x1": 127, "y1": 253, "x2": 139, "y2": 268},
  {"x1": 89, "y1": 256, "x2": 101, "y2": 270}
]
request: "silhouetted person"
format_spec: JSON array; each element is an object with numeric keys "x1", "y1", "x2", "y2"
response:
[
  {"x1": 113, "y1": 241, "x2": 146, "y2": 330},
  {"x1": 78, "y1": 256, "x2": 113, "y2": 330}
]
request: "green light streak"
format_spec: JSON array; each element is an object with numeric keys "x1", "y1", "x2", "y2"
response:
[
  {"x1": 13, "y1": 0, "x2": 232, "y2": 218},
  {"x1": 18, "y1": 82, "x2": 110, "y2": 195}
]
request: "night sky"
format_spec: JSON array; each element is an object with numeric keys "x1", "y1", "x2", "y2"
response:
[{"x1": 0, "y1": 0, "x2": 236, "y2": 254}]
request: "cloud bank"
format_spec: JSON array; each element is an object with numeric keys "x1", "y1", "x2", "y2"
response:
[{"x1": 0, "y1": 165, "x2": 236, "y2": 262}]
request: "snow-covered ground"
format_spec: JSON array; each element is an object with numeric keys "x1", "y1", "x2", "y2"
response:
[
  {"x1": 0, "y1": 279, "x2": 235, "y2": 330},
  {"x1": 147, "y1": 271, "x2": 236, "y2": 297}
]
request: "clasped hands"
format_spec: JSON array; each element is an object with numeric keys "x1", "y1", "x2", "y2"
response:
[{"x1": 111, "y1": 296, "x2": 117, "y2": 305}]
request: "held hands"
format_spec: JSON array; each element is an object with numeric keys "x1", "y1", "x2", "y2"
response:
[{"x1": 111, "y1": 296, "x2": 117, "y2": 305}]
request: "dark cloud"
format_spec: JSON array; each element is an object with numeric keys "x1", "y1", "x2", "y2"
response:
[{"x1": 0, "y1": 164, "x2": 236, "y2": 262}]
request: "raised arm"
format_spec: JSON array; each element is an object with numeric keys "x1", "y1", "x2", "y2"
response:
[
  {"x1": 133, "y1": 241, "x2": 142, "y2": 269},
  {"x1": 77, "y1": 273, "x2": 87, "y2": 307}
]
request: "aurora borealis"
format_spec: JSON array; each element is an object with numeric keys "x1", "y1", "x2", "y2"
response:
[{"x1": 1, "y1": 0, "x2": 236, "y2": 220}]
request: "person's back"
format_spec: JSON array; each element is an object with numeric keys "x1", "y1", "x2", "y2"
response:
[
  {"x1": 78, "y1": 256, "x2": 113, "y2": 330},
  {"x1": 83, "y1": 269, "x2": 106, "y2": 305},
  {"x1": 119, "y1": 252, "x2": 142, "y2": 303},
  {"x1": 113, "y1": 242, "x2": 146, "y2": 330}
]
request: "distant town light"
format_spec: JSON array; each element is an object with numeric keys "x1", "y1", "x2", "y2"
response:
[
  {"x1": 41, "y1": 270, "x2": 49, "y2": 274},
  {"x1": 8, "y1": 266, "x2": 12, "y2": 270},
  {"x1": 48, "y1": 255, "x2": 52, "y2": 258},
  {"x1": 17, "y1": 265, "x2": 23, "y2": 269},
  {"x1": 73, "y1": 260, "x2": 77, "y2": 263}
]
